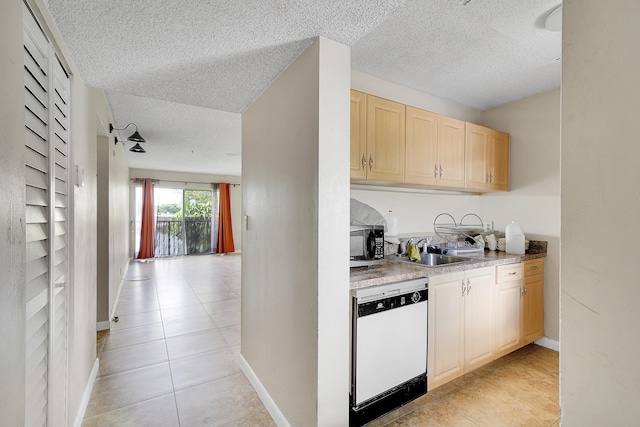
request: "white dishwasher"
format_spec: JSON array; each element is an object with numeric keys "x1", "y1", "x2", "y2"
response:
[{"x1": 350, "y1": 278, "x2": 428, "y2": 426}]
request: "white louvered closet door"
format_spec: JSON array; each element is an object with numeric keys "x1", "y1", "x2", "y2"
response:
[{"x1": 23, "y1": 2, "x2": 70, "y2": 426}]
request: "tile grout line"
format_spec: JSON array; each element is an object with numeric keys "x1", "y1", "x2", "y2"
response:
[{"x1": 153, "y1": 263, "x2": 184, "y2": 427}]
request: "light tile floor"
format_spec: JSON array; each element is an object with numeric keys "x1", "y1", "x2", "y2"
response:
[
  {"x1": 85, "y1": 254, "x2": 559, "y2": 427},
  {"x1": 366, "y1": 344, "x2": 560, "y2": 427},
  {"x1": 83, "y1": 254, "x2": 275, "y2": 427}
]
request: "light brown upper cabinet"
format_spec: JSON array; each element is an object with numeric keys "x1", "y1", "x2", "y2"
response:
[
  {"x1": 404, "y1": 108, "x2": 466, "y2": 188},
  {"x1": 436, "y1": 116, "x2": 466, "y2": 188},
  {"x1": 465, "y1": 123, "x2": 510, "y2": 192},
  {"x1": 351, "y1": 90, "x2": 509, "y2": 192},
  {"x1": 350, "y1": 91, "x2": 406, "y2": 182},
  {"x1": 405, "y1": 106, "x2": 438, "y2": 186},
  {"x1": 366, "y1": 95, "x2": 406, "y2": 182},
  {"x1": 350, "y1": 90, "x2": 368, "y2": 179},
  {"x1": 489, "y1": 130, "x2": 509, "y2": 192}
]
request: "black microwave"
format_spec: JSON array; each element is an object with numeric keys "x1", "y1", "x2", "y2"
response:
[{"x1": 350, "y1": 225, "x2": 384, "y2": 267}]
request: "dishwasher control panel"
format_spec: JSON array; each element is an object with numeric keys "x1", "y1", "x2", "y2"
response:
[{"x1": 354, "y1": 278, "x2": 428, "y2": 318}]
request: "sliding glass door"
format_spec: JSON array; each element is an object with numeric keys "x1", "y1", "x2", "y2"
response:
[
  {"x1": 156, "y1": 188, "x2": 185, "y2": 256},
  {"x1": 134, "y1": 186, "x2": 217, "y2": 257},
  {"x1": 183, "y1": 190, "x2": 214, "y2": 255}
]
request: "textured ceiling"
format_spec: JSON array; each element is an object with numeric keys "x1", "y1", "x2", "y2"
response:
[
  {"x1": 352, "y1": 0, "x2": 562, "y2": 111},
  {"x1": 106, "y1": 92, "x2": 242, "y2": 175},
  {"x1": 44, "y1": 0, "x2": 561, "y2": 176}
]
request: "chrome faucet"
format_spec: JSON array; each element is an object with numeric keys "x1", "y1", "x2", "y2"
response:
[
  {"x1": 406, "y1": 237, "x2": 427, "y2": 253},
  {"x1": 407, "y1": 237, "x2": 427, "y2": 247}
]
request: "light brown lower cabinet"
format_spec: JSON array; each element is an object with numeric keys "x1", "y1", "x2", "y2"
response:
[
  {"x1": 428, "y1": 259, "x2": 546, "y2": 391},
  {"x1": 495, "y1": 259, "x2": 545, "y2": 358},
  {"x1": 495, "y1": 263, "x2": 524, "y2": 358},
  {"x1": 522, "y1": 258, "x2": 545, "y2": 343},
  {"x1": 427, "y1": 266, "x2": 495, "y2": 391}
]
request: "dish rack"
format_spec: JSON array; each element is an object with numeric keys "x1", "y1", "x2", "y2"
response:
[{"x1": 433, "y1": 213, "x2": 485, "y2": 256}]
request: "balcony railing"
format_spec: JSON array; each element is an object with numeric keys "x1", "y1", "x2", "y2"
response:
[{"x1": 155, "y1": 217, "x2": 212, "y2": 256}]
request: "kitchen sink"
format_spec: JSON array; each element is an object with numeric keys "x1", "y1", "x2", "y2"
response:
[{"x1": 395, "y1": 253, "x2": 475, "y2": 267}]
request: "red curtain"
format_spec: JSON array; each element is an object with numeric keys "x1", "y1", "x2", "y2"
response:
[
  {"x1": 137, "y1": 179, "x2": 155, "y2": 259},
  {"x1": 217, "y1": 183, "x2": 235, "y2": 253}
]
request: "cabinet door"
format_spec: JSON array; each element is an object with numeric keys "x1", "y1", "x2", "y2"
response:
[
  {"x1": 495, "y1": 280, "x2": 522, "y2": 358},
  {"x1": 522, "y1": 275, "x2": 545, "y2": 344},
  {"x1": 366, "y1": 95, "x2": 406, "y2": 182},
  {"x1": 405, "y1": 106, "x2": 438, "y2": 185},
  {"x1": 350, "y1": 90, "x2": 367, "y2": 179},
  {"x1": 438, "y1": 116, "x2": 466, "y2": 188},
  {"x1": 428, "y1": 272, "x2": 465, "y2": 391},
  {"x1": 489, "y1": 130, "x2": 509, "y2": 191},
  {"x1": 464, "y1": 267, "x2": 495, "y2": 372},
  {"x1": 465, "y1": 123, "x2": 490, "y2": 190}
]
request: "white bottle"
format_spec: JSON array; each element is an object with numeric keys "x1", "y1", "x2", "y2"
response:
[
  {"x1": 505, "y1": 221, "x2": 525, "y2": 254},
  {"x1": 385, "y1": 210, "x2": 398, "y2": 236}
]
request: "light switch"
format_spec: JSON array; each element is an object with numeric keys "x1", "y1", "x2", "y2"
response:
[{"x1": 76, "y1": 165, "x2": 85, "y2": 187}]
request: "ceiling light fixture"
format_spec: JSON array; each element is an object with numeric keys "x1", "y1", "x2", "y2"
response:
[
  {"x1": 544, "y1": 4, "x2": 562, "y2": 32},
  {"x1": 110, "y1": 122, "x2": 147, "y2": 153}
]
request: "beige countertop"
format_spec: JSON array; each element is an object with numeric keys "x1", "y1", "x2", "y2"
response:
[{"x1": 350, "y1": 249, "x2": 546, "y2": 290}]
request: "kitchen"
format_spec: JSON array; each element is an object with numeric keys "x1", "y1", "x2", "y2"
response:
[
  {"x1": 346, "y1": 75, "x2": 558, "y2": 424},
  {"x1": 348, "y1": 71, "x2": 560, "y2": 349}
]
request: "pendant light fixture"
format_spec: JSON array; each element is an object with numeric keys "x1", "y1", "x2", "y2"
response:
[{"x1": 110, "y1": 122, "x2": 147, "y2": 153}]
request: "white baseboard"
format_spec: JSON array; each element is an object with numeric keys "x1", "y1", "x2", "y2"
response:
[
  {"x1": 73, "y1": 357, "x2": 99, "y2": 427},
  {"x1": 239, "y1": 354, "x2": 290, "y2": 427},
  {"x1": 535, "y1": 336, "x2": 560, "y2": 352}
]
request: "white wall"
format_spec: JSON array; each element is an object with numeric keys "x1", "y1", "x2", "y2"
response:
[
  {"x1": 480, "y1": 89, "x2": 561, "y2": 341},
  {"x1": 97, "y1": 132, "x2": 131, "y2": 326},
  {"x1": 242, "y1": 37, "x2": 350, "y2": 426},
  {"x1": 69, "y1": 81, "x2": 101, "y2": 423},
  {"x1": 0, "y1": 0, "x2": 27, "y2": 423},
  {"x1": 561, "y1": 0, "x2": 640, "y2": 424},
  {"x1": 128, "y1": 168, "x2": 242, "y2": 253}
]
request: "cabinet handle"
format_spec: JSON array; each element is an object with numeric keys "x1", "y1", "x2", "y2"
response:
[
  {"x1": 462, "y1": 279, "x2": 466, "y2": 297},
  {"x1": 490, "y1": 172, "x2": 494, "y2": 183},
  {"x1": 523, "y1": 287, "x2": 528, "y2": 297},
  {"x1": 434, "y1": 163, "x2": 438, "y2": 178},
  {"x1": 439, "y1": 165, "x2": 443, "y2": 178},
  {"x1": 466, "y1": 278, "x2": 471, "y2": 295},
  {"x1": 508, "y1": 272, "x2": 517, "y2": 276},
  {"x1": 486, "y1": 173, "x2": 491, "y2": 183},
  {"x1": 361, "y1": 154, "x2": 366, "y2": 171},
  {"x1": 520, "y1": 286, "x2": 524, "y2": 299},
  {"x1": 369, "y1": 154, "x2": 374, "y2": 172},
  {"x1": 530, "y1": 265, "x2": 538, "y2": 270}
]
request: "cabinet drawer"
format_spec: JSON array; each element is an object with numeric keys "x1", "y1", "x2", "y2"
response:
[
  {"x1": 523, "y1": 258, "x2": 544, "y2": 277},
  {"x1": 496, "y1": 263, "x2": 523, "y2": 283}
]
